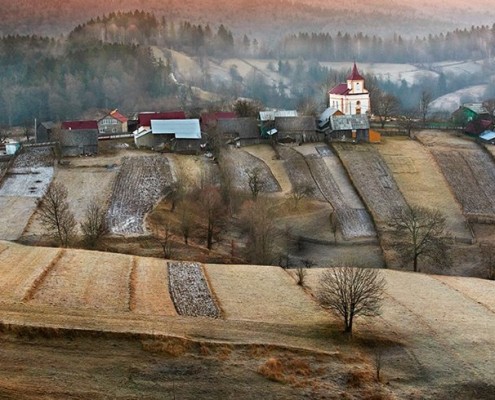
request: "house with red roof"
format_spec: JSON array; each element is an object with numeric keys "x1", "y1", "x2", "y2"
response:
[
  {"x1": 328, "y1": 63, "x2": 370, "y2": 116},
  {"x1": 60, "y1": 120, "x2": 99, "y2": 156},
  {"x1": 138, "y1": 111, "x2": 186, "y2": 128},
  {"x1": 97, "y1": 109, "x2": 128, "y2": 135}
]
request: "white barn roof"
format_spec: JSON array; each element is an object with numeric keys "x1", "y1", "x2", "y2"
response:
[
  {"x1": 151, "y1": 119, "x2": 201, "y2": 139},
  {"x1": 260, "y1": 110, "x2": 298, "y2": 121}
]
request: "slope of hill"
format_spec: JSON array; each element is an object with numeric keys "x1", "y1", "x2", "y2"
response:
[{"x1": 0, "y1": 240, "x2": 493, "y2": 398}]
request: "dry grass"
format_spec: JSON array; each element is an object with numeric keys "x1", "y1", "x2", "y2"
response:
[
  {"x1": 0, "y1": 242, "x2": 61, "y2": 302},
  {"x1": 204, "y1": 263, "x2": 327, "y2": 324},
  {"x1": 376, "y1": 137, "x2": 471, "y2": 240},
  {"x1": 0, "y1": 197, "x2": 38, "y2": 240},
  {"x1": 29, "y1": 249, "x2": 133, "y2": 312},
  {"x1": 131, "y1": 256, "x2": 177, "y2": 316}
]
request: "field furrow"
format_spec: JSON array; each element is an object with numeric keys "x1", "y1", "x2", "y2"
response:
[
  {"x1": 168, "y1": 261, "x2": 220, "y2": 318},
  {"x1": 29, "y1": 249, "x2": 133, "y2": 312},
  {"x1": 0, "y1": 243, "x2": 60, "y2": 302},
  {"x1": 306, "y1": 155, "x2": 375, "y2": 239},
  {"x1": 107, "y1": 156, "x2": 174, "y2": 234},
  {"x1": 277, "y1": 146, "x2": 325, "y2": 201},
  {"x1": 333, "y1": 143, "x2": 408, "y2": 224},
  {"x1": 131, "y1": 257, "x2": 176, "y2": 316},
  {"x1": 432, "y1": 150, "x2": 495, "y2": 216},
  {"x1": 376, "y1": 138, "x2": 472, "y2": 240}
]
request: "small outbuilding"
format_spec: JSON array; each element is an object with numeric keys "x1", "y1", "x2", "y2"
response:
[
  {"x1": 36, "y1": 121, "x2": 55, "y2": 143},
  {"x1": 274, "y1": 116, "x2": 319, "y2": 143},
  {"x1": 216, "y1": 118, "x2": 261, "y2": 146},
  {"x1": 60, "y1": 120, "x2": 99, "y2": 156},
  {"x1": 328, "y1": 114, "x2": 373, "y2": 142}
]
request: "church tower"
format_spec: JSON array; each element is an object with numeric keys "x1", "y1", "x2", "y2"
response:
[{"x1": 329, "y1": 63, "x2": 370, "y2": 115}]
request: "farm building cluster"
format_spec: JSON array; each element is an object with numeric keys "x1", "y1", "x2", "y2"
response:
[
  {"x1": 16, "y1": 63, "x2": 381, "y2": 158},
  {"x1": 452, "y1": 103, "x2": 495, "y2": 144}
]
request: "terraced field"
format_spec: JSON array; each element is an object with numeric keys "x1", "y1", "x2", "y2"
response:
[
  {"x1": 332, "y1": 143, "x2": 408, "y2": 225},
  {"x1": 376, "y1": 137, "x2": 472, "y2": 240},
  {"x1": 107, "y1": 155, "x2": 175, "y2": 234}
]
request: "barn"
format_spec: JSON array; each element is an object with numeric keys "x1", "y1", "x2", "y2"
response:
[
  {"x1": 274, "y1": 116, "x2": 319, "y2": 143},
  {"x1": 60, "y1": 120, "x2": 99, "y2": 156},
  {"x1": 327, "y1": 115, "x2": 373, "y2": 143},
  {"x1": 134, "y1": 119, "x2": 202, "y2": 154},
  {"x1": 216, "y1": 118, "x2": 261, "y2": 146}
]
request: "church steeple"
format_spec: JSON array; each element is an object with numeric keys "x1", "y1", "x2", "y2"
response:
[{"x1": 347, "y1": 62, "x2": 364, "y2": 81}]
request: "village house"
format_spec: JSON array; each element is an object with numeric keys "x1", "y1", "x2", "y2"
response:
[
  {"x1": 274, "y1": 116, "x2": 319, "y2": 143},
  {"x1": 200, "y1": 111, "x2": 237, "y2": 132},
  {"x1": 60, "y1": 120, "x2": 99, "y2": 156},
  {"x1": 216, "y1": 117, "x2": 261, "y2": 146},
  {"x1": 452, "y1": 103, "x2": 493, "y2": 136},
  {"x1": 327, "y1": 114, "x2": 380, "y2": 143},
  {"x1": 328, "y1": 63, "x2": 370, "y2": 115},
  {"x1": 97, "y1": 109, "x2": 128, "y2": 135},
  {"x1": 134, "y1": 119, "x2": 202, "y2": 154},
  {"x1": 138, "y1": 111, "x2": 186, "y2": 128}
]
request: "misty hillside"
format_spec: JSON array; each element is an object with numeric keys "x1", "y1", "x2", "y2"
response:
[{"x1": 1, "y1": 0, "x2": 494, "y2": 39}]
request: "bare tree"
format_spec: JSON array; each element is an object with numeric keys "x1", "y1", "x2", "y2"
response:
[
  {"x1": 178, "y1": 202, "x2": 194, "y2": 245},
  {"x1": 246, "y1": 167, "x2": 266, "y2": 200},
  {"x1": 390, "y1": 205, "x2": 450, "y2": 272},
  {"x1": 317, "y1": 264, "x2": 386, "y2": 335},
  {"x1": 38, "y1": 182, "x2": 76, "y2": 247},
  {"x1": 233, "y1": 99, "x2": 262, "y2": 117},
  {"x1": 419, "y1": 90, "x2": 432, "y2": 128},
  {"x1": 198, "y1": 185, "x2": 225, "y2": 250},
  {"x1": 164, "y1": 175, "x2": 187, "y2": 213},
  {"x1": 397, "y1": 109, "x2": 418, "y2": 138},
  {"x1": 374, "y1": 90, "x2": 400, "y2": 128},
  {"x1": 288, "y1": 182, "x2": 314, "y2": 209},
  {"x1": 240, "y1": 199, "x2": 279, "y2": 265},
  {"x1": 329, "y1": 211, "x2": 339, "y2": 244},
  {"x1": 80, "y1": 198, "x2": 108, "y2": 248},
  {"x1": 154, "y1": 218, "x2": 174, "y2": 259}
]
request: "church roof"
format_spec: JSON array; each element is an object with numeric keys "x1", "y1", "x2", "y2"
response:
[
  {"x1": 347, "y1": 63, "x2": 364, "y2": 81},
  {"x1": 329, "y1": 83, "x2": 349, "y2": 95}
]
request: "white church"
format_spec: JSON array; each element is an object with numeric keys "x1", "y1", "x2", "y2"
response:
[{"x1": 328, "y1": 63, "x2": 370, "y2": 115}]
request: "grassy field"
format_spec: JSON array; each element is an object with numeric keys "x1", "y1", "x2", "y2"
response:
[
  {"x1": 376, "y1": 136, "x2": 471, "y2": 241},
  {"x1": 0, "y1": 241, "x2": 493, "y2": 398}
]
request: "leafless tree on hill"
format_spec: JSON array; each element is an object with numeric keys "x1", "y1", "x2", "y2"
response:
[
  {"x1": 197, "y1": 185, "x2": 225, "y2": 250},
  {"x1": 317, "y1": 263, "x2": 385, "y2": 336},
  {"x1": 38, "y1": 182, "x2": 76, "y2": 247},
  {"x1": 80, "y1": 198, "x2": 108, "y2": 248},
  {"x1": 246, "y1": 167, "x2": 266, "y2": 200},
  {"x1": 390, "y1": 205, "x2": 450, "y2": 272},
  {"x1": 374, "y1": 90, "x2": 400, "y2": 128},
  {"x1": 288, "y1": 182, "x2": 314, "y2": 209}
]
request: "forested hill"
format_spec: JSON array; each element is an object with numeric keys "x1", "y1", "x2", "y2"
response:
[{"x1": 1, "y1": 0, "x2": 494, "y2": 39}]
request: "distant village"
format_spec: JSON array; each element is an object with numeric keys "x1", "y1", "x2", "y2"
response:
[{"x1": 2, "y1": 63, "x2": 494, "y2": 158}]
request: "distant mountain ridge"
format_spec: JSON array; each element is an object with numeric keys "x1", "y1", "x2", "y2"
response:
[{"x1": 1, "y1": 0, "x2": 494, "y2": 39}]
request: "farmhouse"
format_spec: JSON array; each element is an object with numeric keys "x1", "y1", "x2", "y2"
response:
[
  {"x1": 328, "y1": 63, "x2": 370, "y2": 115},
  {"x1": 134, "y1": 119, "x2": 202, "y2": 154},
  {"x1": 274, "y1": 116, "x2": 319, "y2": 143},
  {"x1": 97, "y1": 109, "x2": 128, "y2": 135},
  {"x1": 452, "y1": 103, "x2": 493, "y2": 135},
  {"x1": 138, "y1": 111, "x2": 186, "y2": 128},
  {"x1": 60, "y1": 120, "x2": 99, "y2": 156},
  {"x1": 216, "y1": 118, "x2": 261, "y2": 146}
]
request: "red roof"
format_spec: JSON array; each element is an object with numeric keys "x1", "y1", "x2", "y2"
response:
[
  {"x1": 465, "y1": 119, "x2": 493, "y2": 136},
  {"x1": 329, "y1": 83, "x2": 350, "y2": 96},
  {"x1": 62, "y1": 120, "x2": 98, "y2": 130},
  {"x1": 347, "y1": 62, "x2": 364, "y2": 81},
  {"x1": 138, "y1": 111, "x2": 186, "y2": 127},
  {"x1": 200, "y1": 111, "x2": 237, "y2": 128},
  {"x1": 109, "y1": 109, "x2": 128, "y2": 123}
]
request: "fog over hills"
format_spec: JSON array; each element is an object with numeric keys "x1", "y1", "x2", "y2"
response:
[{"x1": 2, "y1": 0, "x2": 494, "y2": 38}]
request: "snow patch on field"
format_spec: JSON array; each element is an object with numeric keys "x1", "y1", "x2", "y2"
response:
[
  {"x1": 430, "y1": 84, "x2": 488, "y2": 113},
  {"x1": 0, "y1": 167, "x2": 53, "y2": 197}
]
